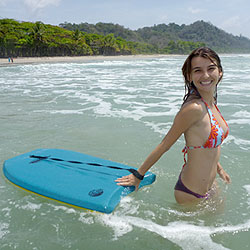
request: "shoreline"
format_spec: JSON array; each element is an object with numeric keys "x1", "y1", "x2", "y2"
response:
[
  {"x1": 1, "y1": 53, "x2": 249, "y2": 66},
  {"x1": 0, "y1": 54, "x2": 181, "y2": 65}
]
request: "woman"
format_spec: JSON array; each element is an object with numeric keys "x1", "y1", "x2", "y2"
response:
[{"x1": 116, "y1": 47, "x2": 231, "y2": 204}]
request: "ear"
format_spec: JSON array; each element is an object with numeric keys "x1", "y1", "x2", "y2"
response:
[{"x1": 218, "y1": 70, "x2": 223, "y2": 81}]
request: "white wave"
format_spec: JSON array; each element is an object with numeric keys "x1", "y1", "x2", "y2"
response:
[
  {"x1": 224, "y1": 135, "x2": 250, "y2": 151},
  {"x1": 79, "y1": 213, "x2": 95, "y2": 224},
  {"x1": 93, "y1": 102, "x2": 113, "y2": 116},
  {"x1": 1, "y1": 207, "x2": 11, "y2": 218},
  {"x1": 167, "y1": 208, "x2": 202, "y2": 217},
  {"x1": 98, "y1": 213, "x2": 250, "y2": 250},
  {"x1": 83, "y1": 185, "x2": 250, "y2": 249},
  {"x1": 232, "y1": 110, "x2": 250, "y2": 118},
  {"x1": 98, "y1": 214, "x2": 133, "y2": 240},
  {"x1": 117, "y1": 196, "x2": 139, "y2": 215},
  {"x1": 50, "y1": 110, "x2": 84, "y2": 115},
  {"x1": 243, "y1": 185, "x2": 250, "y2": 206},
  {"x1": 0, "y1": 223, "x2": 9, "y2": 240},
  {"x1": 144, "y1": 121, "x2": 172, "y2": 135},
  {"x1": 219, "y1": 102, "x2": 248, "y2": 107},
  {"x1": 34, "y1": 109, "x2": 85, "y2": 115},
  {"x1": 48, "y1": 204, "x2": 77, "y2": 214},
  {"x1": 227, "y1": 119, "x2": 250, "y2": 125},
  {"x1": 244, "y1": 185, "x2": 250, "y2": 194},
  {"x1": 20, "y1": 201, "x2": 42, "y2": 212},
  {"x1": 221, "y1": 54, "x2": 250, "y2": 58}
]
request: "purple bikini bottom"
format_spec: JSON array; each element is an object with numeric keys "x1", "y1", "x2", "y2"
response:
[{"x1": 174, "y1": 173, "x2": 209, "y2": 199}]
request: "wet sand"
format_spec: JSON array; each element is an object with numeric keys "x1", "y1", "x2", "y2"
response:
[{"x1": 0, "y1": 54, "x2": 173, "y2": 65}]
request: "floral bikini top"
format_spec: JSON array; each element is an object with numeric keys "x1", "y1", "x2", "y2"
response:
[{"x1": 182, "y1": 98, "x2": 229, "y2": 166}]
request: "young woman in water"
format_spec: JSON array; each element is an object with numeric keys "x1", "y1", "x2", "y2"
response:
[{"x1": 116, "y1": 47, "x2": 231, "y2": 204}]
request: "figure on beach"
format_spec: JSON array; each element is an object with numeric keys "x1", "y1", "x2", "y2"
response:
[{"x1": 116, "y1": 47, "x2": 231, "y2": 204}]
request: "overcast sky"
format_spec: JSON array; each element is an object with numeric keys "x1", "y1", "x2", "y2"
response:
[{"x1": 1, "y1": 0, "x2": 250, "y2": 39}]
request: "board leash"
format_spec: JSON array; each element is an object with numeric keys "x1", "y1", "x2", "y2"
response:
[{"x1": 29, "y1": 155, "x2": 144, "y2": 180}]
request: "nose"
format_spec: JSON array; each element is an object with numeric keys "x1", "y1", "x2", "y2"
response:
[{"x1": 203, "y1": 70, "x2": 210, "y2": 78}]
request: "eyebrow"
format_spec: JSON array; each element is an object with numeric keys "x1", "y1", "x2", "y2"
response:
[
  {"x1": 192, "y1": 64, "x2": 217, "y2": 71},
  {"x1": 192, "y1": 66, "x2": 201, "y2": 71}
]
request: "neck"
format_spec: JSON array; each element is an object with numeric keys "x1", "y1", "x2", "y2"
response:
[{"x1": 199, "y1": 92, "x2": 215, "y2": 106}]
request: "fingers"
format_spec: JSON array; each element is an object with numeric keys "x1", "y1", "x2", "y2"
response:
[
  {"x1": 222, "y1": 171, "x2": 231, "y2": 184},
  {"x1": 116, "y1": 179, "x2": 132, "y2": 186},
  {"x1": 115, "y1": 176, "x2": 131, "y2": 184},
  {"x1": 115, "y1": 174, "x2": 140, "y2": 188},
  {"x1": 115, "y1": 175, "x2": 131, "y2": 182},
  {"x1": 225, "y1": 174, "x2": 231, "y2": 184},
  {"x1": 220, "y1": 172, "x2": 231, "y2": 184},
  {"x1": 115, "y1": 175, "x2": 134, "y2": 186}
]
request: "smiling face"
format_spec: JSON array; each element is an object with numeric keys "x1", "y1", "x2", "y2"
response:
[
  {"x1": 182, "y1": 47, "x2": 223, "y2": 104},
  {"x1": 188, "y1": 56, "x2": 223, "y2": 95}
]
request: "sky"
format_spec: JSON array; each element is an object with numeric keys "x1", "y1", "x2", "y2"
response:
[{"x1": 1, "y1": 0, "x2": 250, "y2": 39}]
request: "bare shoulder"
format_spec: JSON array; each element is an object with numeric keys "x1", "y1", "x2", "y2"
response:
[
  {"x1": 174, "y1": 99, "x2": 204, "y2": 127},
  {"x1": 180, "y1": 99, "x2": 204, "y2": 117},
  {"x1": 162, "y1": 98, "x2": 205, "y2": 141}
]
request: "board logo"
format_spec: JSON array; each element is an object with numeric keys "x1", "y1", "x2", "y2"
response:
[{"x1": 88, "y1": 189, "x2": 104, "y2": 197}]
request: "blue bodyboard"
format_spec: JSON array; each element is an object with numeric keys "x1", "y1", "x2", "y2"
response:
[{"x1": 3, "y1": 149, "x2": 156, "y2": 213}]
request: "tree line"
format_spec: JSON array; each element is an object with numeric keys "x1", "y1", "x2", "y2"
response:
[
  {"x1": 61, "y1": 20, "x2": 250, "y2": 53},
  {"x1": 0, "y1": 19, "x2": 206, "y2": 58},
  {"x1": 0, "y1": 19, "x2": 157, "y2": 57}
]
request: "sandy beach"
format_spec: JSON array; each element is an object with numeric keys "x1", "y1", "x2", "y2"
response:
[{"x1": 0, "y1": 54, "x2": 172, "y2": 65}]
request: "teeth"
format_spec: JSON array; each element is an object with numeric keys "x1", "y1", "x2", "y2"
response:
[{"x1": 200, "y1": 81, "x2": 212, "y2": 85}]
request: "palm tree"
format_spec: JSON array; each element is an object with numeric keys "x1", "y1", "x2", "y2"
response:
[
  {"x1": 102, "y1": 34, "x2": 118, "y2": 55},
  {"x1": 30, "y1": 21, "x2": 46, "y2": 56}
]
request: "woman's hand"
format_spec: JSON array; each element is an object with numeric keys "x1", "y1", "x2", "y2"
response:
[
  {"x1": 115, "y1": 174, "x2": 141, "y2": 191},
  {"x1": 218, "y1": 168, "x2": 231, "y2": 184}
]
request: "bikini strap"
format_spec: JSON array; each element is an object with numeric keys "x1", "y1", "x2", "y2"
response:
[
  {"x1": 182, "y1": 146, "x2": 187, "y2": 168},
  {"x1": 200, "y1": 97, "x2": 211, "y2": 109},
  {"x1": 214, "y1": 104, "x2": 229, "y2": 128},
  {"x1": 214, "y1": 103, "x2": 229, "y2": 139},
  {"x1": 203, "y1": 98, "x2": 229, "y2": 139},
  {"x1": 182, "y1": 145, "x2": 204, "y2": 168}
]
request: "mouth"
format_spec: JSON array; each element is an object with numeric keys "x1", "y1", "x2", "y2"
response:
[{"x1": 200, "y1": 80, "x2": 213, "y2": 86}]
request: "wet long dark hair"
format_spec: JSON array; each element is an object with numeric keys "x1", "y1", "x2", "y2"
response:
[{"x1": 182, "y1": 47, "x2": 223, "y2": 105}]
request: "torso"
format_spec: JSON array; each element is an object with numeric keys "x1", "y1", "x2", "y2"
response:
[
  {"x1": 178, "y1": 97, "x2": 228, "y2": 198},
  {"x1": 184, "y1": 98, "x2": 228, "y2": 149}
]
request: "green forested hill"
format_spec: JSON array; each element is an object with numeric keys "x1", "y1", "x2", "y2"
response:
[
  {"x1": 60, "y1": 22, "x2": 143, "y2": 43},
  {"x1": 61, "y1": 20, "x2": 250, "y2": 53},
  {"x1": 1, "y1": 18, "x2": 250, "y2": 58},
  {"x1": 0, "y1": 19, "x2": 158, "y2": 57}
]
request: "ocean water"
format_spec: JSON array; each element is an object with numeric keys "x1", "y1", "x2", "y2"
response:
[{"x1": 0, "y1": 54, "x2": 250, "y2": 250}]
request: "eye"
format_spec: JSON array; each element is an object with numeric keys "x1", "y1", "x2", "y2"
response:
[
  {"x1": 208, "y1": 66, "x2": 217, "y2": 71},
  {"x1": 194, "y1": 69, "x2": 201, "y2": 73}
]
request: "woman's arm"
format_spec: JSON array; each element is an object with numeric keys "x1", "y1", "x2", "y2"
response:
[
  {"x1": 115, "y1": 101, "x2": 203, "y2": 189},
  {"x1": 217, "y1": 162, "x2": 231, "y2": 183}
]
